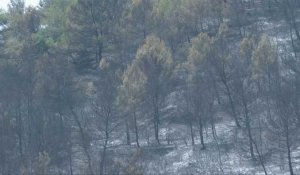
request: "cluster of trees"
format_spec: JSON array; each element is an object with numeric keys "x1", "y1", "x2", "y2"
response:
[{"x1": 1, "y1": 0, "x2": 300, "y2": 174}]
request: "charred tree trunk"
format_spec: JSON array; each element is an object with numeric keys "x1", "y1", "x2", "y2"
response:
[
  {"x1": 68, "y1": 147, "x2": 73, "y2": 175},
  {"x1": 198, "y1": 115, "x2": 205, "y2": 150},
  {"x1": 71, "y1": 109, "x2": 94, "y2": 175},
  {"x1": 126, "y1": 119, "x2": 130, "y2": 145},
  {"x1": 285, "y1": 123, "x2": 294, "y2": 175},
  {"x1": 224, "y1": 81, "x2": 241, "y2": 128},
  {"x1": 190, "y1": 120, "x2": 195, "y2": 146},
  {"x1": 153, "y1": 95, "x2": 160, "y2": 145},
  {"x1": 243, "y1": 100, "x2": 255, "y2": 160},
  {"x1": 100, "y1": 115, "x2": 109, "y2": 175},
  {"x1": 251, "y1": 134, "x2": 268, "y2": 175},
  {"x1": 133, "y1": 111, "x2": 140, "y2": 148},
  {"x1": 16, "y1": 102, "x2": 23, "y2": 163}
]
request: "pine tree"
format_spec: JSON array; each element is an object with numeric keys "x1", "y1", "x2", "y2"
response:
[{"x1": 134, "y1": 35, "x2": 173, "y2": 144}]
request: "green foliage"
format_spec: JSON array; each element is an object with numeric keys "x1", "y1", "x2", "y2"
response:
[
  {"x1": 96, "y1": 57, "x2": 122, "y2": 111},
  {"x1": 251, "y1": 35, "x2": 277, "y2": 79},
  {"x1": 4, "y1": 37, "x2": 24, "y2": 58},
  {"x1": 66, "y1": 0, "x2": 102, "y2": 70},
  {"x1": 130, "y1": 0, "x2": 153, "y2": 39},
  {"x1": 38, "y1": 0, "x2": 73, "y2": 48},
  {"x1": 66, "y1": 0, "x2": 129, "y2": 70},
  {"x1": 118, "y1": 63, "x2": 146, "y2": 113},
  {"x1": 186, "y1": 32, "x2": 215, "y2": 97},
  {"x1": 208, "y1": 0, "x2": 226, "y2": 22},
  {"x1": 8, "y1": 0, "x2": 25, "y2": 15},
  {"x1": 134, "y1": 35, "x2": 173, "y2": 94},
  {"x1": 217, "y1": 22, "x2": 229, "y2": 38},
  {"x1": 3, "y1": 6, "x2": 42, "y2": 58},
  {"x1": 240, "y1": 37, "x2": 255, "y2": 58},
  {"x1": 154, "y1": 0, "x2": 182, "y2": 18},
  {"x1": 7, "y1": 2, "x2": 25, "y2": 36},
  {"x1": 240, "y1": 37, "x2": 256, "y2": 66},
  {"x1": 34, "y1": 152, "x2": 51, "y2": 175},
  {"x1": 0, "y1": 9, "x2": 8, "y2": 26},
  {"x1": 125, "y1": 35, "x2": 173, "y2": 106},
  {"x1": 188, "y1": 33, "x2": 212, "y2": 68},
  {"x1": 133, "y1": 35, "x2": 173, "y2": 143}
]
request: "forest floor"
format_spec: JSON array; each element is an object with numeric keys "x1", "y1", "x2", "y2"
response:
[{"x1": 125, "y1": 116, "x2": 300, "y2": 175}]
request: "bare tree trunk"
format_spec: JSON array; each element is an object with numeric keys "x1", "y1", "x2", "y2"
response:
[
  {"x1": 224, "y1": 81, "x2": 241, "y2": 128},
  {"x1": 209, "y1": 103, "x2": 217, "y2": 139},
  {"x1": 153, "y1": 96, "x2": 160, "y2": 145},
  {"x1": 243, "y1": 100, "x2": 255, "y2": 160},
  {"x1": 211, "y1": 119, "x2": 217, "y2": 140},
  {"x1": 133, "y1": 111, "x2": 140, "y2": 148},
  {"x1": 251, "y1": 134, "x2": 268, "y2": 175},
  {"x1": 27, "y1": 91, "x2": 34, "y2": 175},
  {"x1": 285, "y1": 123, "x2": 294, "y2": 175},
  {"x1": 284, "y1": 0, "x2": 300, "y2": 41},
  {"x1": 198, "y1": 116, "x2": 205, "y2": 150},
  {"x1": 90, "y1": 1, "x2": 103, "y2": 66},
  {"x1": 213, "y1": 79, "x2": 221, "y2": 105},
  {"x1": 70, "y1": 109, "x2": 94, "y2": 175},
  {"x1": 100, "y1": 115, "x2": 109, "y2": 175},
  {"x1": 126, "y1": 119, "x2": 130, "y2": 145},
  {"x1": 189, "y1": 120, "x2": 195, "y2": 146},
  {"x1": 214, "y1": 138, "x2": 224, "y2": 175},
  {"x1": 100, "y1": 141, "x2": 108, "y2": 175},
  {"x1": 153, "y1": 116, "x2": 160, "y2": 145},
  {"x1": 68, "y1": 148, "x2": 73, "y2": 175},
  {"x1": 17, "y1": 102, "x2": 23, "y2": 163}
]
